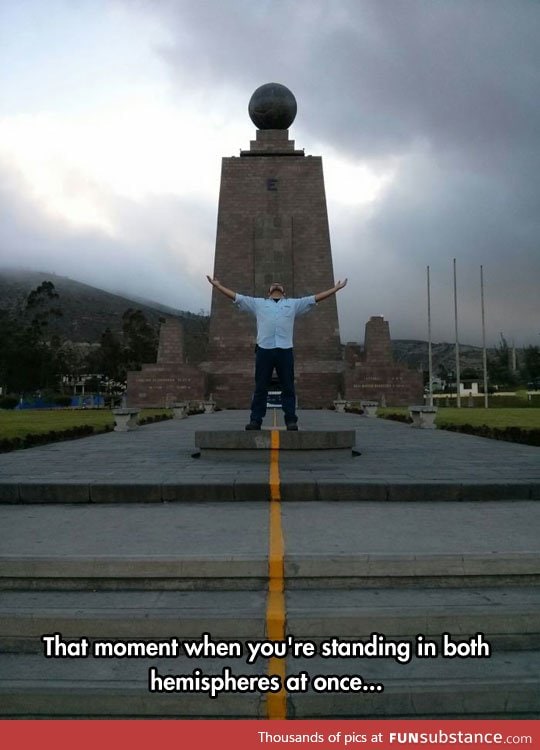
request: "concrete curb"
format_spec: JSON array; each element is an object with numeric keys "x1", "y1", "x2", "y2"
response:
[{"x1": 1, "y1": 480, "x2": 538, "y2": 504}]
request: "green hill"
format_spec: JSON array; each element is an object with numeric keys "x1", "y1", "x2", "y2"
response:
[{"x1": 0, "y1": 268, "x2": 208, "y2": 363}]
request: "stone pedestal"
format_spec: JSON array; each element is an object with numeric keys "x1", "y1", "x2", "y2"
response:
[
  {"x1": 126, "y1": 318, "x2": 206, "y2": 408},
  {"x1": 194, "y1": 429, "x2": 357, "y2": 462},
  {"x1": 112, "y1": 408, "x2": 140, "y2": 432},
  {"x1": 172, "y1": 402, "x2": 189, "y2": 419},
  {"x1": 409, "y1": 405, "x2": 438, "y2": 429},
  {"x1": 345, "y1": 316, "x2": 423, "y2": 406},
  {"x1": 361, "y1": 401, "x2": 379, "y2": 418}
]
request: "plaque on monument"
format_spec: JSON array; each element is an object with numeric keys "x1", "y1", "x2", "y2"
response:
[{"x1": 126, "y1": 318, "x2": 206, "y2": 408}]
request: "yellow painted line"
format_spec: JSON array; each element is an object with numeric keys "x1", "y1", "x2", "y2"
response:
[
  {"x1": 269, "y1": 429, "x2": 281, "y2": 502},
  {"x1": 266, "y1": 428, "x2": 287, "y2": 719}
]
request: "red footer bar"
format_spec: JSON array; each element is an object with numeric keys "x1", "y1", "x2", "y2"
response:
[{"x1": 1, "y1": 720, "x2": 538, "y2": 750}]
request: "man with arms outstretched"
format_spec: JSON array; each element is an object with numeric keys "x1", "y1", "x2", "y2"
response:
[{"x1": 207, "y1": 276, "x2": 347, "y2": 430}]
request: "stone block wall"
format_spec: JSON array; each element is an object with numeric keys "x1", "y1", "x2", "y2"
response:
[
  {"x1": 204, "y1": 128, "x2": 343, "y2": 408},
  {"x1": 126, "y1": 317, "x2": 207, "y2": 407}
]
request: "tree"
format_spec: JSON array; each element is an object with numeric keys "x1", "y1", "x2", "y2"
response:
[
  {"x1": 95, "y1": 328, "x2": 124, "y2": 381},
  {"x1": 121, "y1": 309, "x2": 158, "y2": 371},
  {"x1": 89, "y1": 310, "x2": 158, "y2": 383},
  {"x1": 461, "y1": 367, "x2": 480, "y2": 381},
  {"x1": 436, "y1": 362, "x2": 449, "y2": 381},
  {"x1": 522, "y1": 346, "x2": 540, "y2": 383},
  {"x1": 488, "y1": 334, "x2": 518, "y2": 388},
  {"x1": 24, "y1": 281, "x2": 62, "y2": 331},
  {"x1": 0, "y1": 281, "x2": 63, "y2": 394}
]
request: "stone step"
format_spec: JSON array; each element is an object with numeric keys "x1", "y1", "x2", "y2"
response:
[
  {"x1": 2, "y1": 553, "x2": 539, "y2": 591},
  {"x1": 0, "y1": 590, "x2": 267, "y2": 649},
  {"x1": 1, "y1": 587, "x2": 539, "y2": 652},
  {"x1": 2, "y1": 502, "x2": 539, "y2": 591},
  {"x1": 1, "y1": 650, "x2": 538, "y2": 718},
  {"x1": 194, "y1": 429, "x2": 358, "y2": 462},
  {"x1": 195, "y1": 429, "x2": 357, "y2": 449},
  {"x1": 1, "y1": 481, "x2": 538, "y2": 503},
  {"x1": 287, "y1": 652, "x2": 540, "y2": 718},
  {"x1": 287, "y1": 587, "x2": 540, "y2": 649}
]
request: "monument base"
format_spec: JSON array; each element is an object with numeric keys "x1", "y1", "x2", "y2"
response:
[
  {"x1": 201, "y1": 368, "x2": 343, "y2": 409},
  {"x1": 193, "y1": 429, "x2": 358, "y2": 462}
]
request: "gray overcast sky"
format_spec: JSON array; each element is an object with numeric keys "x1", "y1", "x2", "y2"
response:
[{"x1": 1, "y1": 0, "x2": 539, "y2": 345}]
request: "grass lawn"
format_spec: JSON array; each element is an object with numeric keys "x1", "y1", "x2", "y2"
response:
[
  {"x1": 0, "y1": 409, "x2": 171, "y2": 440},
  {"x1": 378, "y1": 407, "x2": 540, "y2": 429}
]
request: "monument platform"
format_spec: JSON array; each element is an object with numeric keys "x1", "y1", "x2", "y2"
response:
[
  {"x1": 0, "y1": 410, "x2": 539, "y2": 718},
  {"x1": 194, "y1": 428, "x2": 357, "y2": 462}
]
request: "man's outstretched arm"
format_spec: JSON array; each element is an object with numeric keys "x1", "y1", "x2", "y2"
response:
[
  {"x1": 314, "y1": 278, "x2": 348, "y2": 303},
  {"x1": 206, "y1": 275, "x2": 237, "y2": 301}
]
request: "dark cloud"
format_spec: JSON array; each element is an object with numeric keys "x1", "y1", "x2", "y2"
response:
[
  {"x1": 0, "y1": 160, "x2": 215, "y2": 315},
  {"x1": 2, "y1": 0, "x2": 539, "y2": 346},
  {"x1": 147, "y1": 0, "x2": 540, "y2": 344}
]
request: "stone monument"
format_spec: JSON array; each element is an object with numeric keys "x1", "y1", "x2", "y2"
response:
[
  {"x1": 127, "y1": 85, "x2": 422, "y2": 411},
  {"x1": 200, "y1": 82, "x2": 343, "y2": 408},
  {"x1": 344, "y1": 316, "x2": 423, "y2": 405},
  {"x1": 126, "y1": 317, "x2": 206, "y2": 407}
]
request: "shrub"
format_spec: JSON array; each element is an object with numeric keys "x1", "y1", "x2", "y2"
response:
[
  {"x1": 0, "y1": 396, "x2": 19, "y2": 410},
  {"x1": 489, "y1": 396, "x2": 531, "y2": 408},
  {"x1": 438, "y1": 422, "x2": 540, "y2": 447},
  {"x1": 0, "y1": 424, "x2": 98, "y2": 453},
  {"x1": 138, "y1": 413, "x2": 173, "y2": 426},
  {"x1": 379, "y1": 412, "x2": 412, "y2": 424},
  {"x1": 53, "y1": 396, "x2": 73, "y2": 407}
]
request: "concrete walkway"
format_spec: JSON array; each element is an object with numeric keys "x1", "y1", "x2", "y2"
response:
[
  {"x1": 1, "y1": 407, "x2": 539, "y2": 583},
  {"x1": 0, "y1": 410, "x2": 539, "y2": 502},
  {"x1": 1, "y1": 409, "x2": 539, "y2": 718}
]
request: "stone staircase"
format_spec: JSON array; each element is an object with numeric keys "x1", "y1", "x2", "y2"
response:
[{"x1": 1, "y1": 494, "x2": 539, "y2": 718}]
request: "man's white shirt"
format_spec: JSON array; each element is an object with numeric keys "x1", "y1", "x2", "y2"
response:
[{"x1": 234, "y1": 294, "x2": 316, "y2": 349}]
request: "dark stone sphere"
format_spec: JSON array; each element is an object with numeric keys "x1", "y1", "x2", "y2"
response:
[{"x1": 248, "y1": 83, "x2": 297, "y2": 129}]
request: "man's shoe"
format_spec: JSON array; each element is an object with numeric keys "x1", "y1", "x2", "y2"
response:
[
  {"x1": 245, "y1": 421, "x2": 261, "y2": 431},
  {"x1": 286, "y1": 422, "x2": 298, "y2": 431}
]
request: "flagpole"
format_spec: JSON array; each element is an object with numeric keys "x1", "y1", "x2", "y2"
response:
[
  {"x1": 480, "y1": 265, "x2": 488, "y2": 408},
  {"x1": 453, "y1": 258, "x2": 461, "y2": 408},
  {"x1": 427, "y1": 265, "x2": 433, "y2": 407}
]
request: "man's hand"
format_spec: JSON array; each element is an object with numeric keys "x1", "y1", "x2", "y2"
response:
[
  {"x1": 315, "y1": 278, "x2": 348, "y2": 303},
  {"x1": 206, "y1": 275, "x2": 236, "y2": 300}
]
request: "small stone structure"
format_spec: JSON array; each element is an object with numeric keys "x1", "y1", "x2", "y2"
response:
[
  {"x1": 344, "y1": 316, "x2": 423, "y2": 406},
  {"x1": 333, "y1": 397, "x2": 348, "y2": 413},
  {"x1": 202, "y1": 399, "x2": 216, "y2": 414},
  {"x1": 409, "y1": 405, "x2": 438, "y2": 429},
  {"x1": 126, "y1": 318, "x2": 206, "y2": 408},
  {"x1": 361, "y1": 401, "x2": 378, "y2": 418},
  {"x1": 172, "y1": 402, "x2": 189, "y2": 419},
  {"x1": 112, "y1": 408, "x2": 140, "y2": 432}
]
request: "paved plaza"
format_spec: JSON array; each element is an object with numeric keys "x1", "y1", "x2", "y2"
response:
[
  {"x1": 0, "y1": 410, "x2": 539, "y2": 718},
  {"x1": 0, "y1": 409, "x2": 539, "y2": 501}
]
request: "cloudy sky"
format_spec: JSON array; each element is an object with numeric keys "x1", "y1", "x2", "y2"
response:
[{"x1": 1, "y1": 0, "x2": 539, "y2": 346}]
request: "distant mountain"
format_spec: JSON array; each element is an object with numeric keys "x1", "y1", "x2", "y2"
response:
[
  {"x1": 0, "y1": 268, "x2": 204, "y2": 338},
  {"x1": 0, "y1": 268, "x2": 500, "y2": 374},
  {"x1": 391, "y1": 339, "x2": 497, "y2": 375}
]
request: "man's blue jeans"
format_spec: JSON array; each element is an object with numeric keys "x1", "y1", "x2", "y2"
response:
[{"x1": 250, "y1": 347, "x2": 297, "y2": 425}]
